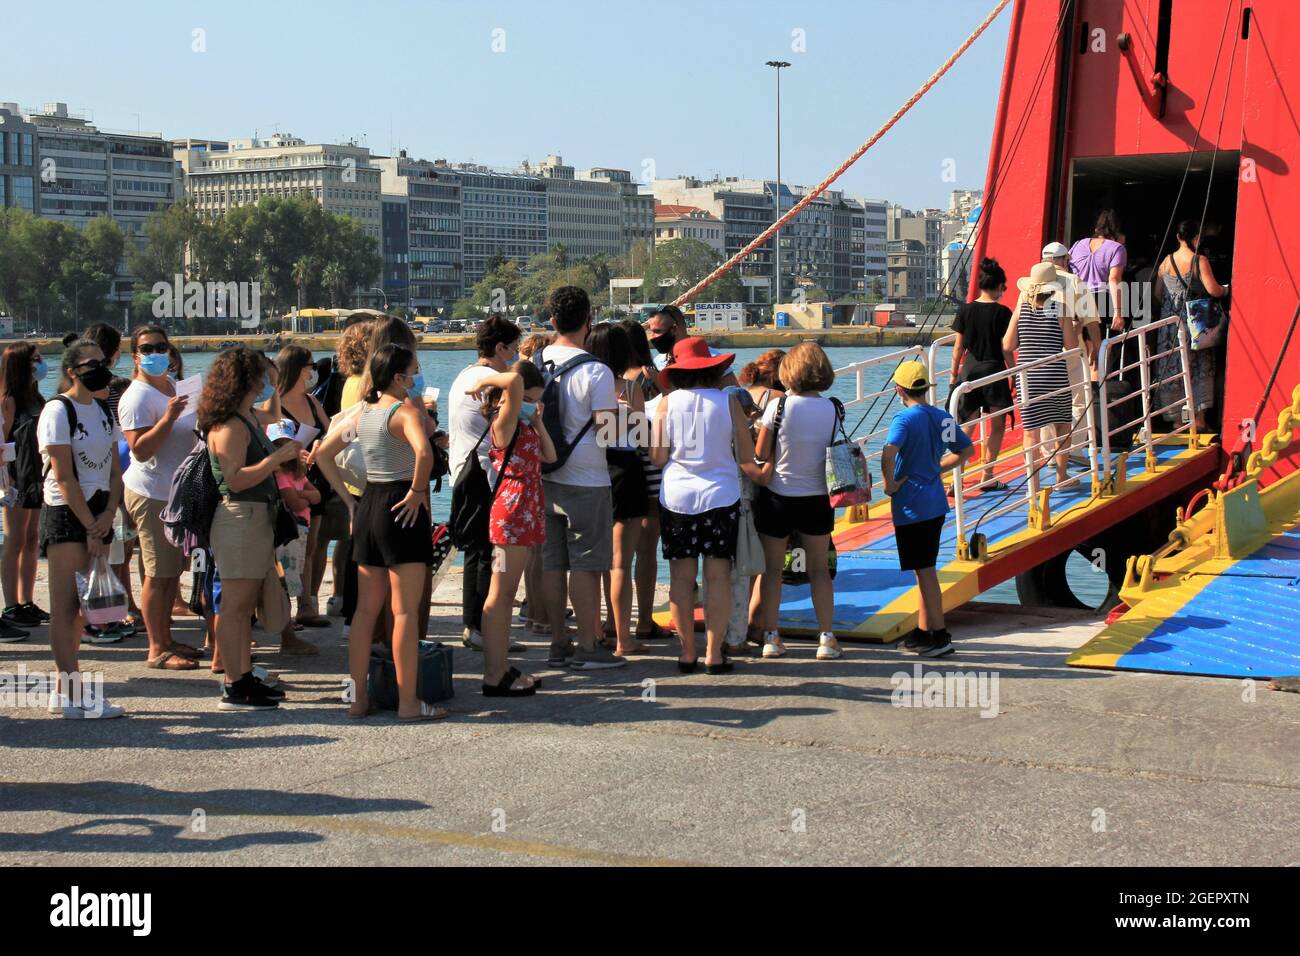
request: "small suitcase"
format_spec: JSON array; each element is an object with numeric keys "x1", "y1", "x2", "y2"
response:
[{"x1": 367, "y1": 640, "x2": 454, "y2": 710}]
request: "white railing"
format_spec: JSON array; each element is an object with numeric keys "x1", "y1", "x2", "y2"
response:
[{"x1": 1096, "y1": 314, "x2": 1196, "y2": 481}]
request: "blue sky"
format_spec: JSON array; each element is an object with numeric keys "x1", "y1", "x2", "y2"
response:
[{"x1": 2, "y1": 0, "x2": 1011, "y2": 209}]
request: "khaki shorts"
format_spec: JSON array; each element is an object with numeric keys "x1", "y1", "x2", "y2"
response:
[
  {"x1": 210, "y1": 499, "x2": 275, "y2": 581},
  {"x1": 542, "y1": 481, "x2": 613, "y2": 573},
  {"x1": 124, "y1": 489, "x2": 183, "y2": 579}
]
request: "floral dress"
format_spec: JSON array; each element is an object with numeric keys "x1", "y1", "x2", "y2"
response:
[{"x1": 489, "y1": 421, "x2": 544, "y2": 547}]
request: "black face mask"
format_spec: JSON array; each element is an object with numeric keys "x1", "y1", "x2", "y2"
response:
[
  {"x1": 651, "y1": 331, "x2": 675, "y2": 355},
  {"x1": 77, "y1": 365, "x2": 113, "y2": 392}
]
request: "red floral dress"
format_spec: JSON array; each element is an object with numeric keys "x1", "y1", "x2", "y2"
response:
[{"x1": 489, "y1": 422, "x2": 544, "y2": 547}]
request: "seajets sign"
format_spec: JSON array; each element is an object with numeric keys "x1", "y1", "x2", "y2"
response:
[{"x1": 49, "y1": 886, "x2": 151, "y2": 937}]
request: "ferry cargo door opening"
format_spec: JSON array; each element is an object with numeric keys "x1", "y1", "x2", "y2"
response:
[{"x1": 1067, "y1": 150, "x2": 1238, "y2": 429}]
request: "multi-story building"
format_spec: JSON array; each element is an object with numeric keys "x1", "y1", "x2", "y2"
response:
[
  {"x1": 653, "y1": 176, "x2": 867, "y2": 303},
  {"x1": 533, "y1": 155, "x2": 623, "y2": 261},
  {"x1": 859, "y1": 198, "x2": 889, "y2": 294},
  {"x1": 376, "y1": 153, "x2": 462, "y2": 313},
  {"x1": 10, "y1": 102, "x2": 182, "y2": 303},
  {"x1": 888, "y1": 204, "x2": 946, "y2": 299},
  {"x1": 580, "y1": 166, "x2": 654, "y2": 252},
  {"x1": 0, "y1": 105, "x2": 38, "y2": 215},
  {"x1": 456, "y1": 164, "x2": 549, "y2": 293},
  {"x1": 654, "y1": 203, "x2": 724, "y2": 254},
  {"x1": 949, "y1": 188, "x2": 983, "y2": 221},
  {"x1": 176, "y1": 132, "x2": 382, "y2": 247},
  {"x1": 887, "y1": 238, "x2": 927, "y2": 301}
]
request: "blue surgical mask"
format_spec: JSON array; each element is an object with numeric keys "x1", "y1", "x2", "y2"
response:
[
  {"x1": 34, "y1": 359, "x2": 48, "y2": 382},
  {"x1": 519, "y1": 401, "x2": 538, "y2": 425},
  {"x1": 258, "y1": 378, "x2": 275, "y2": 403},
  {"x1": 139, "y1": 353, "x2": 170, "y2": 377},
  {"x1": 407, "y1": 372, "x2": 425, "y2": 397}
]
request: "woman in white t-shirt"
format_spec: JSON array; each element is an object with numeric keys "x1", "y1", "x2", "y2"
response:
[
  {"x1": 38, "y1": 340, "x2": 126, "y2": 719},
  {"x1": 752, "y1": 343, "x2": 842, "y2": 662},
  {"x1": 650, "y1": 338, "x2": 767, "y2": 675},
  {"x1": 119, "y1": 326, "x2": 202, "y2": 671}
]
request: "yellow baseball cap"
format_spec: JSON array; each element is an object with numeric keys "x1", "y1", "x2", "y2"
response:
[{"x1": 893, "y1": 361, "x2": 931, "y2": 391}]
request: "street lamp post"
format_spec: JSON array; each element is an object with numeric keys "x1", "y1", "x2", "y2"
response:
[{"x1": 766, "y1": 60, "x2": 790, "y2": 315}]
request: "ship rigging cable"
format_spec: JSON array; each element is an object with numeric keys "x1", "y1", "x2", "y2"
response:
[{"x1": 668, "y1": 0, "x2": 1012, "y2": 309}]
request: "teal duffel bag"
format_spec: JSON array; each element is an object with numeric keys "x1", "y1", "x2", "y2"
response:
[{"x1": 367, "y1": 640, "x2": 454, "y2": 710}]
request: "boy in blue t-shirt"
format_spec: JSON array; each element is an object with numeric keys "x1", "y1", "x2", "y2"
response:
[{"x1": 882, "y1": 361, "x2": 974, "y2": 657}]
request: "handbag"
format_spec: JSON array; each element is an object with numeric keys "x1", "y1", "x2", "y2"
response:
[
  {"x1": 327, "y1": 401, "x2": 368, "y2": 493},
  {"x1": 367, "y1": 639, "x2": 454, "y2": 709},
  {"x1": 734, "y1": 493, "x2": 764, "y2": 577},
  {"x1": 1171, "y1": 254, "x2": 1227, "y2": 351},
  {"x1": 825, "y1": 397, "x2": 871, "y2": 507}
]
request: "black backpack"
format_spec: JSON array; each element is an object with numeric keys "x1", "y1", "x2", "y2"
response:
[
  {"x1": 448, "y1": 422, "x2": 520, "y2": 550},
  {"x1": 531, "y1": 348, "x2": 602, "y2": 475},
  {"x1": 9, "y1": 403, "x2": 44, "y2": 509}
]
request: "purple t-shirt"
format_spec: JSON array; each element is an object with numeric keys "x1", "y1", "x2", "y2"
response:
[{"x1": 1070, "y1": 238, "x2": 1127, "y2": 291}]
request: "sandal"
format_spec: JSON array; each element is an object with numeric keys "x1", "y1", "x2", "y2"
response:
[
  {"x1": 168, "y1": 641, "x2": 203, "y2": 659},
  {"x1": 482, "y1": 666, "x2": 540, "y2": 697},
  {"x1": 636, "y1": 621, "x2": 673, "y2": 642},
  {"x1": 397, "y1": 701, "x2": 449, "y2": 721},
  {"x1": 348, "y1": 701, "x2": 378, "y2": 719},
  {"x1": 705, "y1": 660, "x2": 734, "y2": 675},
  {"x1": 295, "y1": 615, "x2": 331, "y2": 629},
  {"x1": 146, "y1": 650, "x2": 198, "y2": 671},
  {"x1": 278, "y1": 640, "x2": 320, "y2": 657}
]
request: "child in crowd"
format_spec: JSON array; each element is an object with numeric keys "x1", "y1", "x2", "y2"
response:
[
  {"x1": 270, "y1": 421, "x2": 319, "y2": 600},
  {"x1": 881, "y1": 361, "x2": 974, "y2": 658}
]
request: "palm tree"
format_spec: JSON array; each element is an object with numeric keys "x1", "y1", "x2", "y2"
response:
[
  {"x1": 322, "y1": 261, "x2": 348, "y2": 308},
  {"x1": 291, "y1": 256, "x2": 315, "y2": 313}
]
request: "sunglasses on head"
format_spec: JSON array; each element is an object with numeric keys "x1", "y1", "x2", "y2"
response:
[{"x1": 135, "y1": 342, "x2": 168, "y2": 355}]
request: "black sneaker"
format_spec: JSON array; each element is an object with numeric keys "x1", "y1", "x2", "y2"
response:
[
  {"x1": 219, "y1": 674, "x2": 280, "y2": 711},
  {"x1": 1, "y1": 605, "x2": 38, "y2": 628},
  {"x1": 914, "y1": 629, "x2": 955, "y2": 658},
  {"x1": 0, "y1": 620, "x2": 28, "y2": 643},
  {"x1": 24, "y1": 602, "x2": 50, "y2": 623},
  {"x1": 901, "y1": 628, "x2": 931, "y2": 652},
  {"x1": 251, "y1": 674, "x2": 286, "y2": 700}
]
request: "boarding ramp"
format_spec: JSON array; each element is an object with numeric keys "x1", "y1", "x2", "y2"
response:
[{"x1": 775, "y1": 315, "x2": 1221, "y2": 641}]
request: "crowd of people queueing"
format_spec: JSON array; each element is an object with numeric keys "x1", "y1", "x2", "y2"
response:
[{"x1": 5, "y1": 284, "x2": 984, "y2": 720}]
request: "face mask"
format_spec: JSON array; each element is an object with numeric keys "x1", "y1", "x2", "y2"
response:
[
  {"x1": 651, "y1": 332, "x2": 675, "y2": 355},
  {"x1": 305, "y1": 369, "x2": 318, "y2": 390},
  {"x1": 258, "y1": 378, "x2": 275, "y2": 403},
  {"x1": 519, "y1": 401, "x2": 537, "y2": 425},
  {"x1": 407, "y1": 372, "x2": 425, "y2": 397},
  {"x1": 139, "y1": 353, "x2": 170, "y2": 377},
  {"x1": 34, "y1": 359, "x2": 48, "y2": 382},
  {"x1": 77, "y1": 365, "x2": 113, "y2": 393}
]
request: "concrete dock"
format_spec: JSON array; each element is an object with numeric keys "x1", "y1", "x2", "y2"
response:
[{"x1": 1, "y1": 563, "x2": 1296, "y2": 867}]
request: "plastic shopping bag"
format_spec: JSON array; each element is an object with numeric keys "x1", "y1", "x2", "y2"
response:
[
  {"x1": 275, "y1": 524, "x2": 307, "y2": 598},
  {"x1": 75, "y1": 555, "x2": 128, "y2": 626}
]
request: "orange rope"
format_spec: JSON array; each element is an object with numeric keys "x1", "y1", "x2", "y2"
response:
[{"x1": 671, "y1": 0, "x2": 1012, "y2": 307}]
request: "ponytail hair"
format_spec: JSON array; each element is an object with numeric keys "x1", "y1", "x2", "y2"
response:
[{"x1": 364, "y1": 344, "x2": 415, "y2": 403}]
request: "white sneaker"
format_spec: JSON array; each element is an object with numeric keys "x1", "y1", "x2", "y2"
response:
[
  {"x1": 50, "y1": 694, "x2": 126, "y2": 719},
  {"x1": 816, "y1": 634, "x2": 843, "y2": 660},
  {"x1": 325, "y1": 596, "x2": 344, "y2": 617},
  {"x1": 761, "y1": 631, "x2": 787, "y2": 659}
]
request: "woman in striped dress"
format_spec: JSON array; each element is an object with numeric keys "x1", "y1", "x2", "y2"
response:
[{"x1": 1003, "y1": 262, "x2": 1078, "y2": 484}]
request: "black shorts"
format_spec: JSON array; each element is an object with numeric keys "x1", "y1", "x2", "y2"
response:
[
  {"x1": 895, "y1": 515, "x2": 945, "y2": 571},
  {"x1": 351, "y1": 481, "x2": 433, "y2": 568},
  {"x1": 660, "y1": 502, "x2": 739, "y2": 561},
  {"x1": 956, "y1": 378, "x2": 1014, "y2": 424},
  {"x1": 39, "y1": 489, "x2": 113, "y2": 557},
  {"x1": 607, "y1": 448, "x2": 648, "y2": 521},
  {"x1": 753, "y1": 488, "x2": 835, "y2": 539}
]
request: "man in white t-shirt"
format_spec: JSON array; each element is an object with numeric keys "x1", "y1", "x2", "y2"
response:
[
  {"x1": 537, "y1": 287, "x2": 622, "y2": 670},
  {"x1": 448, "y1": 316, "x2": 522, "y2": 651}
]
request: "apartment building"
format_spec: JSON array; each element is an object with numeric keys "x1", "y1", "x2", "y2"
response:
[
  {"x1": 376, "y1": 153, "x2": 462, "y2": 312},
  {"x1": 654, "y1": 203, "x2": 724, "y2": 254},
  {"x1": 0, "y1": 106, "x2": 38, "y2": 214}
]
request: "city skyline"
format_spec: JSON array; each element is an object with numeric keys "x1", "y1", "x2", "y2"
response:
[{"x1": 0, "y1": 0, "x2": 1010, "y2": 212}]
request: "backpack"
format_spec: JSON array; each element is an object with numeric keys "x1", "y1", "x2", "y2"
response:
[
  {"x1": 161, "y1": 431, "x2": 220, "y2": 557},
  {"x1": 41, "y1": 395, "x2": 113, "y2": 483},
  {"x1": 448, "y1": 422, "x2": 521, "y2": 549},
  {"x1": 9, "y1": 403, "x2": 44, "y2": 509},
  {"x1": 532, "y1": 348, "x2": 602, "y2": 475}
]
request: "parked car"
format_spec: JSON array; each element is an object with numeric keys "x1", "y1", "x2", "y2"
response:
[
  {"x1": 447, "y1": 320, "x2": 465, "y2": 333},
  {"x1": 408, "y1": 321, "x2": 426, "y2": 333},
  {"x1": 428, "y1": 321, "x2": 447, "y2": 334}
]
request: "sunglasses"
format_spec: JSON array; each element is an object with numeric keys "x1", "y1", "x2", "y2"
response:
[
  {"x1": 72, "y1": 358, "x2": 108, "y2": 372},
  {"x1": 135, "y1": 342, "x2": 169, "y2": 356}
]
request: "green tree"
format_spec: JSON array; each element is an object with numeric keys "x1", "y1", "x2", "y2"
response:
[
  {"x1": 640, "y1": 238, "x2": 744, "y2": 305},
  {"x1": 291, "y1": 256, "x2": 317, "y2": 311},
  {"x1": 321, "y1": 261, "x2": 348, "y2": 308}
]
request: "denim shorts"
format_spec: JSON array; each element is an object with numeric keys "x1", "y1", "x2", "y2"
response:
[{"x1": 39, "y1": 489, "x2": 113, "y2": 557}]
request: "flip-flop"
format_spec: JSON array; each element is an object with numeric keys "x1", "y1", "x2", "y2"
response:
[
  {"x1": 295, "y1": 615, "x2": 331, "y2": 629},
  {"x1": 615, "y1": 642, "x2": 650, "y2": 656},
  {"x1": 168, "y1": 641, "x2": 203, "y2": 659},
  {"x1": 146, "y1": 650, "x2": 198, "y2": 671},
  {"x1": 482, "y1": 666, "x2": 540, "y2": 697},
  {"x1": 347, "y1": 701, "x2": 378, "y2": 719},
  {"x1": 278, "y1": 641, "x2": 320, "y2": 657},
  {"x1": 636, "y1": 622, "x2": 674, "y2": 642},
  {"x1": 397, "y1": 701, "x2": 449, "y2": 721}
]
